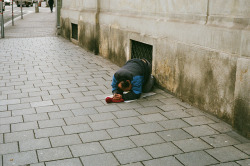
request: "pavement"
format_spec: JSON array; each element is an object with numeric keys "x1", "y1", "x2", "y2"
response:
[{"x1": 0, "y1": 4, "x2": 249, "y2": 166}]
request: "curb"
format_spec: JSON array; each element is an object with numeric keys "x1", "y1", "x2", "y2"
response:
[{"x1": 4, "y1": 10, "x2": 34, "y2": 27}]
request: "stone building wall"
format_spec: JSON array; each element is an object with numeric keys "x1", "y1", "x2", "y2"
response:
[{"x1": 60, "y1": 0, "x2": 250, "y2": 138}]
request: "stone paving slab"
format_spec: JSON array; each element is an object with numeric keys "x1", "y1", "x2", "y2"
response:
[
  {"x1": 3, "y1": 151, "x2": 38, "y2": 166},
  {"x1": 0, "y1": 6, "x2": 249, "y2": 166},
  {"x1": 81, "y1": 153, "x2": 119, "y2": 166},
  {"x1": 175, "y1": 151, "x2": 218, "y2": 166}
]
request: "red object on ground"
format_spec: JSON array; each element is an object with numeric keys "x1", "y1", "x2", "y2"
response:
[{"x1": 105, "y1": 97, "x2": 124, "y2": 103}]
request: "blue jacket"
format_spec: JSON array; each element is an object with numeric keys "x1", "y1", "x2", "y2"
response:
[{"x1": 111, "y1": 59, "x2": 150, "y2": 100}]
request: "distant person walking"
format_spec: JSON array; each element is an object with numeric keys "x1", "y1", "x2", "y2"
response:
[{"x1": 48, "y1": 0, "x2": 54, "y2": 13}]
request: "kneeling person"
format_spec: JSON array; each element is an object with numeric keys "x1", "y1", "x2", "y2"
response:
[{"x1": 107, "y1": 58, "x2": 155, "y2": 103}]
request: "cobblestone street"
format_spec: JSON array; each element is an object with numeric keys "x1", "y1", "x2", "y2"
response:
[{"x1": 0, "y1": 6, "x2": 249, "y2": 166}]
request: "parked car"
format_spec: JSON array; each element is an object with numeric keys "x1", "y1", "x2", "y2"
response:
[
  {"x1": 4, "y1": 0, "x2": 11, "y2": 6},
  {"x1": 15, "y1": 0, "x2": 33, "y2": 7}
]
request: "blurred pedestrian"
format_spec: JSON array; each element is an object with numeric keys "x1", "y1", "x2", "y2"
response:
[{"x1": 48, "y1": 0, "x2": 54, "y2": 13}]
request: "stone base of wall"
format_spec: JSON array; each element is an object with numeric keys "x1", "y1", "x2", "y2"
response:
[
  {"x1": 60, "y1": 17, "x2": 70, "y2": 40},
  {"x1": 155, "y1": 38, "x2": 237, "y2": 124}
]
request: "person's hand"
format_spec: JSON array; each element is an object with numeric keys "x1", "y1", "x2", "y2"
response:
[{"x1": 113, "y1": 94, "x2": 122, "y2": 100}]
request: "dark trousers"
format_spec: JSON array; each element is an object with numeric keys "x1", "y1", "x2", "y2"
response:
[
  {"x1": 49, "y1": 4, "x2": 53, "y2": 12},
  {"x1": 142, "y1": 59, "x2": 155, "y2": 93},
  {"x1": 142, "y1": 74, "x2": 155, "y2": 93}
]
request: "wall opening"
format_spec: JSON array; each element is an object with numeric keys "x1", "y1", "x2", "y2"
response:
[
  {"x1": 131, "y1": 40, "x2": 153, "y2": 65},
  {"x1": 71, "y1": 23, "x2": 78, "y2": 40}
]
